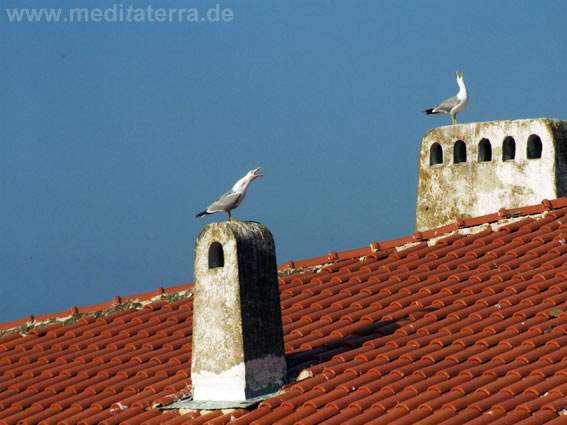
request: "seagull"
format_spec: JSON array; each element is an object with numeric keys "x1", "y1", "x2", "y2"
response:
[
  {"x1": 195, "y1": 167, "x2": 264, "y2": 222},
  {"x1": 424, "y1": 71, "x2": 468, "y2": 125}
]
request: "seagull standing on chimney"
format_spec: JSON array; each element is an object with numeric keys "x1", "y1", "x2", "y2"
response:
[
  {"x1": 424, "y1": 71, "x2": 468, "y2": 125},
  {"x1": 195, "y1": 167, "x2": 264, "y2": 222}
]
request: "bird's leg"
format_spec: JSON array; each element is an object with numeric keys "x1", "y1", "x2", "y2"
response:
[
  {"x1": 454, "y1": 114, "x2": 458, "y2": 124},
  {"x1": 451, "y1": 114, "x2": 456, "y2": 125},
  {"x1": 228, "y1": 211, "x2": 238, "y2": 222}
]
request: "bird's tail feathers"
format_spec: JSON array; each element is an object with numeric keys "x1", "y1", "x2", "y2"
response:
[
  {"x1": 195, "y1": 211, "x2": 210, "y2": 218},
  {"x1": 424, "y1": 108, "x2": 437, "y2": 115}
]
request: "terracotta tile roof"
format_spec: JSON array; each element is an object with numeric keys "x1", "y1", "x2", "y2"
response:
[{"x1": 2, "y1": 197, "x2": 567, "y2": 424}]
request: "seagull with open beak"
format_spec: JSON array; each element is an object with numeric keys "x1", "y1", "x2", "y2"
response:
[
  {"x1": 195, "y1": 167, "x2": 264, "y2": 222},
  {"x1": 424, "y1": 71, "x2": 468, "y2": 125}
]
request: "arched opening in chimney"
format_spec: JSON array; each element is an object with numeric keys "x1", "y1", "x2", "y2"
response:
[
  {"x1": 527, "y1": 134, "x2": 542, "y2": 159},
  {"x1": 208, "y1": 242, "x2": 224, "y2": 269},
  {"x1": 430, "y1": 143, "x2": 443, "y2": 166},
  {"x1": 454, "y1": 140, "x2": 467, "y2": 163},
  {"x1": 502, "y1": 136, "x2": 516, "y2": 161},
  {"x1": 478, "y1": 138, "x2": 492, "y2": 162}
]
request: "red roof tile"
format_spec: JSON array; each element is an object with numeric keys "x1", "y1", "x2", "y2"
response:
[{"x1": 4, "y1": 198, "x2": 567, "y2": 423}]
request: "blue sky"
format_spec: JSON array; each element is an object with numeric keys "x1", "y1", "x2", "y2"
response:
[{"x1": 1, "y1": 1, "x2": 566, "y2": 323}]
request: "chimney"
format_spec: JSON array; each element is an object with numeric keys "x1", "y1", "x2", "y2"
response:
[
  {"x1": 191, "y1": 221, "x2": 287, "y2": 402},
  {"x1": 416, "y1": 118, "x2": 567, "y2": 231}
]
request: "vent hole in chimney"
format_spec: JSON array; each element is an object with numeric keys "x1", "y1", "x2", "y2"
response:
[
  {"x1": 527, "y1": 134, "x2": 542, "y2": 159},
  {"x1": 454, "y1": 140, "x2": 467, "y2": 163},
  {"x1": 208, "y1": 242, "x2": 224, "y2": 269},
  {"x1": 502, "y1": 136, "x2": 516, "y2": 161},
  {"x1": 430, "y1": 143, "x2": 443, "y2": 166},
  {"x1": 478, "y1": 138, "x2": 492, "y2": 162}
]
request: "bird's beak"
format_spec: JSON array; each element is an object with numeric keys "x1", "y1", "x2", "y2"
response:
[
  {"x1": 457, "y1": 70, "x2": 464, "y2": 78},
  {"x1": 254, "y1": 166, "x2": 264, "y2": 177}
]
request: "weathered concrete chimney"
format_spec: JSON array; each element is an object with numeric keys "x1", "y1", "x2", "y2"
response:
[
  {"x1": 416, "y1": 118, "x2": 567, "y2": 231},
  {"x1": 191, "y1": 221, "x2": 286, "y2": 402}
]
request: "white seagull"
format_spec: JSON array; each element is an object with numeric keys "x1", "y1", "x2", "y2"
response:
[
  {"x1": 425, "y1": 71, "x2": 468, "y2": 125},
  {"x1": 195, "y1": 167, "x2": 264, "y2": 222}
]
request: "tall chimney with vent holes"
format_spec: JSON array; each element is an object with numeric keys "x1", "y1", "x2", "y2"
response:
[{"x1": 191, "y1": 221, "x2": 286, "y2": 401}]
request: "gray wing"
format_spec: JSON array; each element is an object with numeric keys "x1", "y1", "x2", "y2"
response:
[
  {"x1": 432, "y1": 95, "x2": 460, "y2": 114},
  {"x1": 206, "y1": 190, "x2": 241, "y2": 213}
]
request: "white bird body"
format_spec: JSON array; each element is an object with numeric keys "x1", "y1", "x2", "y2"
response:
[
  {"x1": 195, "y1": 167, "x2": 263, "y2": 222},
  {"x1": 425, "y1": 71, "x2": 468, "y2": 125}
]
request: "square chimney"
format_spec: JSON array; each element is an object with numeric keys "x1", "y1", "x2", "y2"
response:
[{"x1": 191, "y1": 221, "x2": 287, "y2": 402}]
